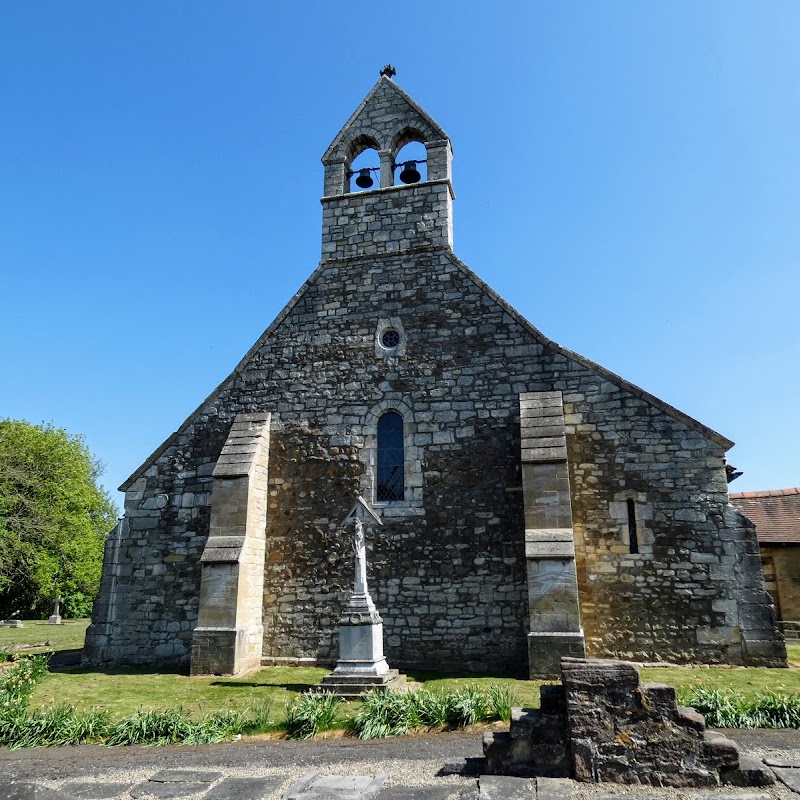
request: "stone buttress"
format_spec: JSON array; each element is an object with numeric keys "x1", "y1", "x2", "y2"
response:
[
  {"x1": 520, "y1": 391, "x2": 586, "y2": 676},
  {"x1": 190, "y1": 412, "x2": 271, "y2": 676}
]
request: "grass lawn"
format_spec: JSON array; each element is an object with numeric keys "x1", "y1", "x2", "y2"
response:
[
  {"x1": 406, "y1": 670, "x2": 545, "y2": 710},
  {"x1": 12, "y1": 626, "x2": 798, "y2": 727},
  {"x1": 31, "y1": 665, "x2": 332, "y2": 724},
  {"x1": 0, "y1": 618, "x2": 89, "y2": 654},
  {"x1": 26, "y1": 657, "x2": 800, "y2": 727},
  {"x1": 641, "y1": 664, "x2": 800, "y2": 698}
]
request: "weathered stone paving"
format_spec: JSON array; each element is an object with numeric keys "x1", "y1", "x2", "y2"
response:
[{"x1": 7, "y1": 767, "x2": 800, "y2": 800}]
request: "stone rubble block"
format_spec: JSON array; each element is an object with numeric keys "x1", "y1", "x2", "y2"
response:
[{"x1": 484, "y1": 658, "x2": 774, "y2": 788}]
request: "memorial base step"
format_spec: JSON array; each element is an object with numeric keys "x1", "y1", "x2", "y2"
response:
[{"x1": 315, "y1": 669, "x2": 407, "y2": 697}]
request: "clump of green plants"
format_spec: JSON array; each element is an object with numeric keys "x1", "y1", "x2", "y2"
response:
[
  {"x1": 3, "y1": 704, "x2": 111, "y2": 749},
  {"x1": 246, "y1": 697, "x2": 274, "y2": 733},
  {"x1": 106, "y1": 707, "x2": 254, "y2": 747},
  {"x1": 485, "y1": 684, "x2": 516, "y2": 722},
  {"x1": 0, "y1": 656, "x2": 276, "y2": 748},
  {"x1": 410, "y1": 689, "x2": 456, "y2": 728},
  {"x1": 284, "y1": 691, "x2": 342, "y2": 740},
  {"x1": 0, "y1": 655, "x2": 111, "y2": 748},
  {"x1": 680, "y1": 687, "x2": 800, "y2": 729},
  {"x1": 351, "y1": 683, "x2": 518, "y2": 740},
  {"x1": 353, "y1": 689, "x2": 420, "y2": 739},
  {"x1": 0, "y1": 654, "x2": 49, "y2": 707}
]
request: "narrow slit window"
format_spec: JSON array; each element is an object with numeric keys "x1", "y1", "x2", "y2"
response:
[
  {"x1": 626, "y1": 498, "x2": 639, "y2": 554},
  {"x1": 377, "y1": 412, "x2": 404, "y2": 501}
]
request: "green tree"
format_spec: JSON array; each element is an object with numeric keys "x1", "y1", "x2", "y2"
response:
[{"x1": 0, "y1": 420, "x2": 118, "y2": 619}]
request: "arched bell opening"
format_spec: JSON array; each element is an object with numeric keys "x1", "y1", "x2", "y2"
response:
[
  {"x1": 346, "y1": 135, "x2": 381, "y2": 193},
  {"x1": 391, "y1": 130, "x2": 428, "y2": 186}
]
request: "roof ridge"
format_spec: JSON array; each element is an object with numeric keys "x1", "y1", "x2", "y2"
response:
[{"x1": 730, "y1": 487, "x2": 800, "y2": 499}]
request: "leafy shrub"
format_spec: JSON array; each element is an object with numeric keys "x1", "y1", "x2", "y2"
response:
[
  {"x1": 243, "y1": 697, "x2": 274, "y2": 733},
  {"x1": 354, "y1": 690, "x2": 420, "y2": 739},
  {"x1": 107, "y1": 707, "x2": 194, "y2": 746},
  {"x1": 284, "y1": 691, "x2": 342, "y2": 740},
  {"x1": 61, "y1": 592, "x2": 95, "y2": 620},
  {"x1": 680, "y1": 687, "x2": 800, "y2": 729},
  {"x1": 352, "y1": 683, "x2": 519, "y2": 740},
  {"x1": 0, "y1": 655, "x2": 49, "y2": 708},
  {"x1": 0, "y1": 657, "x2": 280, "y2": 748},
  {"x1": 486, "y1": 683, "x2": 516, "y2": 722}
]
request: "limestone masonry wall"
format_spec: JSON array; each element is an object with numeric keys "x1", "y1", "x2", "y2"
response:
[
  {"x1": 85, "y1": 245, "x2": 783, "y2": 672},
  {"x1": 84, "y1": 75, "x2": 783, "y2": 674}
]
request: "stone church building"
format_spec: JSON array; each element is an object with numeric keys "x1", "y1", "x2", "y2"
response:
[{"x1": 84, "y1": 73, "x2": 786, "y2": 677}]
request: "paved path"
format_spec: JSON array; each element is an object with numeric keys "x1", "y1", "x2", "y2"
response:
[{"x1": 0, "y1": 729, "x2": 798, "y2": 800}]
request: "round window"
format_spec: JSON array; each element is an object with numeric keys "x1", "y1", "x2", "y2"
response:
[{"x1": 381, "y1": 329, "x2": 401, "y2": 349}]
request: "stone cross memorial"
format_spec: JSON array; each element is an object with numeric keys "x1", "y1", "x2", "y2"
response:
[
  {"x1": 48, "y1": 596, "x2": 62, "y2": 625},
  {"x1": 317, "y1": 497, "x2": 406, "y2": 697}
]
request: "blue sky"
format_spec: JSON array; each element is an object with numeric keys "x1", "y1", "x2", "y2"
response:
[{"x1": 2, "y1": 2, "x2": 798, "y2": 505}]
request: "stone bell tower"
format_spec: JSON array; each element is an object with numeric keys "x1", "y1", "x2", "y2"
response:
[{"x1": 320, "y1": 68, "x2": 454, "y2": 261}]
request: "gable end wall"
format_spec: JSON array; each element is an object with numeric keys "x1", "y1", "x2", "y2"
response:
[{"x1": 84, "y1": 247, "x2": 784, "y2": 671}]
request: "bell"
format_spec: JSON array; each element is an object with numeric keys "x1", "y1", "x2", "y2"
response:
[
  {"x1": 399, "y1": 160, "x2": 421, "y2": 184},
  {"x1": 355, "y1": 169, "x2": 374, "y2": 189}
]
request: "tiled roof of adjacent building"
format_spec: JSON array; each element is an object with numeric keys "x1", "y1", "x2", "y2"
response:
[{"x1": 730, "y1": 488, "x2": 800, "y2": 544}]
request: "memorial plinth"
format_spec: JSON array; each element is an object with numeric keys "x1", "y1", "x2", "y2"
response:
[{"x1": 317, "y1": 498, "x2": 406, "y2": 698}]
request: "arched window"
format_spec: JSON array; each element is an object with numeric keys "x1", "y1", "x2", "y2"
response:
[{"x1": 377, "y1": 412, "x2": 404, "y2": 501}]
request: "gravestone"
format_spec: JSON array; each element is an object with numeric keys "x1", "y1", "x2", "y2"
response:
[
  {"x1": 6, "y1": 610, "x2": 22, "y2": 628},
  {"x1": 48, "y1": 596, "x2": 62, "y2": 625},
  {"x1": 317, "y1": 497, "x2": 406, "y2": 697}
]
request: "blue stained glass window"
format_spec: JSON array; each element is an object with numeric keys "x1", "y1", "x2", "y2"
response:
[{"x1": 377, "y1": 412, "x2": 404, "y2": 501}]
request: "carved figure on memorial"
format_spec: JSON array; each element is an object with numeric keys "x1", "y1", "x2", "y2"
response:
[
  {"x1": 339, "y1": 499, "x2": 383, "y2": 626},
  {"x1": 352, "y1": 518, "x2": 366, "y2": 585}
]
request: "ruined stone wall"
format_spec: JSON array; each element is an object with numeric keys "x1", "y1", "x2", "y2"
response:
[{"x1": 85, "y1": 245, "x2": 783, "y2": 671}]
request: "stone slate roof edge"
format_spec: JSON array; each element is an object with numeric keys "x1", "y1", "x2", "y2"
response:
[
  {"x1": 321, "y1": 76, "x2": 449, "y2": 164},
  {"x1": 730, "y1": 487, "x2": 800, "y2": 499},
  {"x1": 443, "y1": 250, "x2": 735, "y2": 451},
  {"x1": 729, "y1": 490, "x2": 800, "y2": 544},
  {"x1": 118, "y1": 261, "x2": 329, "y2": 491}
]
